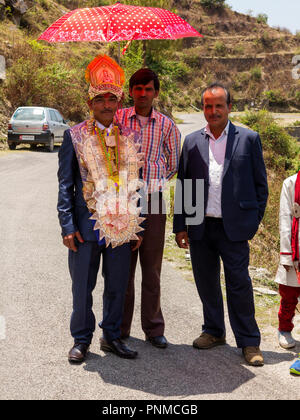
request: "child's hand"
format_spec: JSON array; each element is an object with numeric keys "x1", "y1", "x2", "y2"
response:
[{"x1": 293, "y1": 262, "x2": 300, "y2": 272}]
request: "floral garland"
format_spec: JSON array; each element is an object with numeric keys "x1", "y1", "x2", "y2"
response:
[
  {"x1": 95, "y1": 124, "x2": 120, "y2": 191},
  {"x1": 74, "y1": 119, "x2": 145, "y2": 248}
]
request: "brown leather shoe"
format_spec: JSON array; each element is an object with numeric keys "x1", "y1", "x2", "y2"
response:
[
  {"x1": 68, "y1": 343, "x2": 89, "y2": 363},
  {"x1": 193, "y1": 332, "x2": 226, "y2": 349},
  {"x1": 242, "y1": 346, "x2": 264, "y2": 366}
]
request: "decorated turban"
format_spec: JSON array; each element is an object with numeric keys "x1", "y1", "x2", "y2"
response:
[{"x1": 85, "y1": 55, "x2": 125, "y2": 101}]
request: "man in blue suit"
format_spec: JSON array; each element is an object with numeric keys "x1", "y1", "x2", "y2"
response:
[
  {"x1": 57, "y1": 55, "x2": 144, "y2": 363},
  {"x1": 173, "y1": 83, "x2": 268, "y2": 366}
]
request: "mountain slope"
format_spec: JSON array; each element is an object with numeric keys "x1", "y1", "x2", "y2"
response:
[{"x1": 0, "y1": 0, "x2": 299, "y2": 137}]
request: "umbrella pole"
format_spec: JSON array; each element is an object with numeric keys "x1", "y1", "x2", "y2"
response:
[
  {"x1": 143, "y1": 40, "x2": 147, "y2": 67},
  {"x1": 118, "y1": 42, "x2": 121, "y2": 64}
]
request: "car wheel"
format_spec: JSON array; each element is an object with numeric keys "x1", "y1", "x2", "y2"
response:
[
  {"x1": 48, "y1": 135, "x2": 54, "y2": 153},
  {"x1": 8, "y1": 143, "x2": 16, "y2": 150}
]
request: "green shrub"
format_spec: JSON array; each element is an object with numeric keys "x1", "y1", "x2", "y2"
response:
[
  {"x1": 5, "y1": 39, "x2": 88, "y2": 121},
  {"x1": 240, "y1": 110, "x2": 300, "y2": 276},
  {"x1": 256, "y1": 13, "x2": 268, "y2": 25},
  {"x1": 250, "y1": 66, "x2": 262, "y2": 81},
  {"x1": 264, "y1": 89, "x2": 286, "y2": 106},
  {"x1": 259, "y1": 32, "x2": 273, "y2": 49},
  {"x1": 240, "y1": 110, "x2": 300, "y2": 174},
  {"x1": 214, "y1": 41, "x2": 227, "y2": 56},
  {"x1": 295, "y1": 91, "x2": 300, "y2": 106}
]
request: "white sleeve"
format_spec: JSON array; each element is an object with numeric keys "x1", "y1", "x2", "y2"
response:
[{"x1": 279, "y1": 180, "x2": 294, "y2": 266}]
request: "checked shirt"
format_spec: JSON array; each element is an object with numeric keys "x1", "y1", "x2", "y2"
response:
[{"x1": 116, "y1": 107, "x2": 181, "y2": 193}]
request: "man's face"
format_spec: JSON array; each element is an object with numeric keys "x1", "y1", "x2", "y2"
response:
[
  {"x1": 88, "y1": 93, "x2": 119, "y2": 125},
  {"x1": 202, "y1": 87, "x2": 232, "y2": 132},
  {"x1": 129, "y1": 80, "x2": 159, "y2": 111}
]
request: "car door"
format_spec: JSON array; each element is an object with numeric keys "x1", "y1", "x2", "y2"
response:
[
  {"x1": 55, "y1": 111, "x2": 66, "y2": 141},
  {"x1": 49, "y1": 109, "x2": 59, "y2": 139}
]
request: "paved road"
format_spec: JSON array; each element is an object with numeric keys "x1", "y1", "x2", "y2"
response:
[
  {"x1": 175, "y1": 111, "x2": 300, "y2": 138},
  {"x1": 175, "y1": 112, "x2": 206, "y2": 135},
  {"x1": 0, "y1": 119, "x2": 300, "y2": 400}
]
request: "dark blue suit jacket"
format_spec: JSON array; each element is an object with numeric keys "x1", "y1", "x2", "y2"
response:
[
  {"x1": 57, "y1": 129, "x2": 98, "y2": 241},
  {"x1": 173, "y1": 121, "x2": 269, "y2": 242}
]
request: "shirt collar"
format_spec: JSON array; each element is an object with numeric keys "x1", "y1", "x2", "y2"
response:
[
  {"x1": 129, "y1": 106, "x2": 157, "y2": 121},
  {"x1": 205, "y1": 120, "x2": 230, "y2": 141},
  {"x1": 95, "y1": 121, "x2": 113, "y2": 133}
]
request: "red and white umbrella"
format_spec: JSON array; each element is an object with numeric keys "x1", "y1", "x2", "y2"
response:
[{"x1": 38, "y1": 2, "x2": 202, "y2": 44}]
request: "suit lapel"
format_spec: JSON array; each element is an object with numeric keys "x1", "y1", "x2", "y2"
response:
[
  {"x1": 222, "y1": 122, "x2": 240, "y2": 179},
  {"x1": 196, "y1": 130, "x2": 209, "y2": 168},
  {"x1": 195, "y1": 122, "x2": 239, "y2": 178}
]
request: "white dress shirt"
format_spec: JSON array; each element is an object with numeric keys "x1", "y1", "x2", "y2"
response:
[
  {"x1": 205, "y1": 121, "x2": 230, "y2": 218},
  {"x1": 96, "y1": 121, "x2": 113, "y2": 134}
]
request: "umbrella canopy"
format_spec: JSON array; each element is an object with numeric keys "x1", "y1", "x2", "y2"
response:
[{"x1": 38, "y1": 2, "x2": 202, "y2": 43}]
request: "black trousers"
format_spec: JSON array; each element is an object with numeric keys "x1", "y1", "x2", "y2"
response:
[
  {"x1": 189, "y1": 217, "x2": 260, "y2": 348},
  {"x1": 68, "y1": 241, "x2": 131, "y2": 345}
]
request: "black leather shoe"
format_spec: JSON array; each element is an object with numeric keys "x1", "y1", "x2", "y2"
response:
[
  {"x1": 146, "y1": 335, "x2": 168, "y2": 349},
  {"x1": 100, "y1": 338, "x2": 138, "y2": 359},
  {"x1": 68, "y1": 343, "x2": 89, "y2": 363}
]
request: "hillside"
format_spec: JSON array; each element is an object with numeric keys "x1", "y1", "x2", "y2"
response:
[
  {"x1": 0, "y1": 0, "x2": 299, "y2": 136},
  {"x1": 174, "y1": 1, "x2": 300, "y2": 111}
]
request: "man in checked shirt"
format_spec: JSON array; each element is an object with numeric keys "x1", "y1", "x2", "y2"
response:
[{"x1": 116, "y1": 68, "x2": 181, "y2": 348}]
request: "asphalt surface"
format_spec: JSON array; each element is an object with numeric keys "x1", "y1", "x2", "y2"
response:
[{"x1": 0, "y1": 114, "x2": 300, "y2": 400}]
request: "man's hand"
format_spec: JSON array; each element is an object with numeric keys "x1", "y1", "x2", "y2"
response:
[
  {"x1": 131, "y1": 235, "x2": 143, "y2": 252},
  {"x1": 63, "y1": 231, "x2": 84, "y2": 252},
  {"x1": 175, "y1": 231, "x2": 189, "y2": 249}
]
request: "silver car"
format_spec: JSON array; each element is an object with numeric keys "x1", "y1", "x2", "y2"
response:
[{"x1": 7, "y1": 106, "x2": 70, "y2": 152}]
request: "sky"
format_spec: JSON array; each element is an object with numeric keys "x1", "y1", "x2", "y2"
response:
[{"x1": 226, "y1": 0, "x2": 300, "y2": 34}]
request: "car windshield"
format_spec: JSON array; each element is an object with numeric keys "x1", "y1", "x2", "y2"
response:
[{"x1": 13, "y1": 108, "x2": 45, "y2": 121}]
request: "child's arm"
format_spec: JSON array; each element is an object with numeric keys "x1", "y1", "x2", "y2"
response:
[{"x1": 279, "y1": 179, "x2": 294, "y2": 270}]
